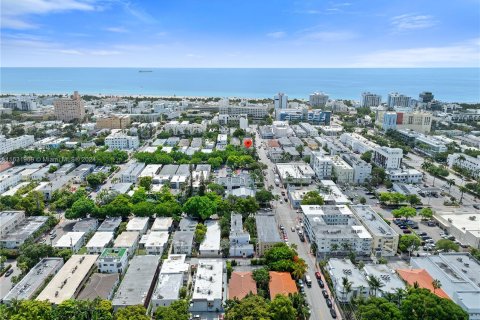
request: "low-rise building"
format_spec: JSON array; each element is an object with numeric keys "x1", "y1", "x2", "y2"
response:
[
  {"x1": 327, "y1": 259, "x2": 370, "y2": 302},
  {"x1": 3, "y1": 258, "x2": 64, "y2": 304},
  {"x1": 310, "y1": 151, "x2": 333, "y2": 179},
  {"x1": 97, "y1": 217, "x2": 122, "y2": 232},
  {"x1": 112, "y1": 255, "x2": 161, "y2": 310},
  {"x1": 0, "y1": 216, "x2": 48, "y2": 249},
  {"x1": 72, "y1": 218, "x2": 98, "y2": 234},
  {"x1": 411, "y1": 253, "x2": 480, "y2": 319},
  {"x1": 0, "y1": 135, "x2": 35, "y2": 155},
  {"x1": 97, "y1": 248, "x2": 129, "y2": 274},
  {"x1": 105, "y1": 131, "x2": 140, "y2": 150},
  {"x1": 331, "y1": 155, "x2": 354, "y2": 184},
  {"x1": 200, "y1": 220, "x2": 221, "y2": 257},
  {"x1": 228, "y1": 272, "x2": 257, "y2": 300},
  {"x1": 372, "y1": 147, "x2": 403, "y2": 169},
  {"x1": 113, "y1": 231, "x2": 140, "y2": 257},
  {"x1": 151, "y1": 217, "x2": 173, "y2": 232},
  {"x1": 435, "y1": 212, "x2": 480, "y2": 249},
  {"x1": 276, "y1": 162, "x2": 315, "y2": 185},
  {"x1": 447, "y1": 153, "x2": 480, "y2": 178},
  {"x1": 86, "y1": 232, "x2": 114, "y2": 254},
  {"x1": 301, "y1": 205, "x2": 373, "y2": 257},
  {"x1": 172, "y1": 231, "x2": 194, "y2": 256},
  {"x1": 143, "y1": 231, "x2": 169, "y2": 255},
  {"x1": 229, "y1": 214, "x2": 254, "y2": 257},
  {"x1": 53, "y1": 232, "x2": 85, "y2": 252},
  {"x1": 350, "y1": 205, "x2": 399, "y2": 257},
  {"x1": 342, "y1": 154, "x2": 372, "y2": 184},
  {"x1": 179, "y1": 217, "x2": 198, "y2": 232},
  {"x1": 96, "y1": 114, "x2": 131, "y2": 130},
  {"x1": 269, "y1": 271, "x2": 298, "y2": 300},
  {"x1": 190, "y1": 259, "x2": 225, "y2": 312},
  {"x1": 386, "y1": 169, "x2": 423, "y2": 184},
  {"x1": 77, "y1": 273, "x2": 120, "y2": 301},
  {"x1": 363, "y1": 264, "x2": 405, "y2": 296},
  {"x1": 126, "y1": 217, "x2": 149, "y2": 235},
  {"x1": 256, "y1": 213, "x2": 282, "y2": 256},
  {"x1": 120, "y1": 162, "x2": 146, "y2": 183},
  {"x1": 36, "y1": 255, "x2": 98, "y2": 304},
  {"x1": 0, "y1": 211, "x2": 25, "y2": 238}
]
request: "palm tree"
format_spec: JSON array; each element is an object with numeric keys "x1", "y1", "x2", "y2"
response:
[
  {"x1": 432, "y1": 279, "x2": 442, "y2": 294},
  {"x1": 413, "y1": 281, "x2": 420, "y2": 289},
  {"x1": 367, "y1": 275, "x2": 384, "y2": 297},
  {"x1": 342, "y1": 276, "x2": 353, "y2": 302},
  {"x1": 331, "y1": 243, "x2": 339, "y2": 256},
  {"x1": 447, "y1": 179, "x2": 455, "y2": 193},
  {"x1": 394, "y1": 288, "x2": 406, "y2": 307},
  {"x1": 292, "y1": 259, "x2": 308, "y2": 280},
  {"x1": 459, "y1": 186, "x2": 468, "y2": 204}
]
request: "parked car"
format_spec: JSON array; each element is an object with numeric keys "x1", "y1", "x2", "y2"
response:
[
  {"x1": 315, "y1": 272, "x2": 322, "y2": 280},
  {"x1": 326, "y1": 298, "x2": 333, "y2": 308},
  {"x1": 427, "y1": 221, "x2": 436, "y2": 226},
  {"x1": 5, "y1": 269, "x2": 13, "y2": 277},
  {"x1": 418, "y1": 232, "x2": 428, "y2": 237},
  {"x1": 330, "y1": 308, "x2": 337, "y2": 319},
  {"x1": 322, "y1": 289, "x2": 329, "y2": 298},
  {"x1": 50, "y1": 234, "x2": 57, "y2": 239},
  {"x1": 291, "y1": 227, "x2": 295, "y2": 232},
  {"x1": 318, "y1": 279, "x2": 325, "y2": 288},
  {"x1": 403, "y1": 229, "x2": 412, "y2": 234}
]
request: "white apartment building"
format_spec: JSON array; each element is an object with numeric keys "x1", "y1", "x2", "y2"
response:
[
  {"x1": 164, "y1": 120, "x2": 207, "y2": 135},
  {"x1": 105, "y1": 131, "x2": 140, "y2": 150},
  {"x1": 342, "y1": 154, "x2": 372, "y2": 184},
  {"x1": 299, "y1": 122, "x2": 319, "y2": 137},
  {"x1": 120, "y1": 162, "x2": 146, "y2": 183},
  {"x1": 151, "y1": 217, "x2": 173, "y2": 232},
  {"x1": 310, "y1": 151, "x2": 333, "y2": 179},
  {"x1": 301, "y1": 205, "x2": 373, "y2": 257},
  {"x1": 53, "y1": 232, "x2": 86, "y2": 253},
  {"x1": 190, "y1": 259, "x2": 225, "y2": 312},
  {"x1": 361, "y1": 92, "x2": 382, "y2": 107},
  {"x1": 414, "y1": 134, "x2": 447, "y2": 156},
  {"x1": 0, "y1": 211, "x2": 25, "y2": 238},
  {"x1": 229, "y1": 214, "x2": 254, "y2": 257},
  {"x1": 276, "y1": 162, "x2": 316, "y2": 185},
  {"x1": 199, "y1": 220, "x2": 221, "y2": 257},
  {"x1": 350, "y1": 205, "x2": 399, "y2": 257},
  {"x1": 219, "y1": 103, "x2": 269, "y2": 119},
  {"x1": 126, "y1": 217, "x2": 149, "y2": 235},
  {"x1": 447, "y1": 153, "x2": 480, "y2": 178},
  {"x1": 0, "y1": 135, "x2": 35, "y2": 155},
  {"x1": 372, "y1": 147, "x2": 403, "y2": 169},
  {"x1": 0, "y1": 167, "x2": 23, "y2": 194},
  {"x1": 113, "y1": 231, "x2": 140, "y2": 257},
  {"x1": 97, "y1": 248, "x2": 129, "y2": 274},
  {"x1": 386, "y1": 169, "x2": 423, "y2": 184},
  {"x1": 327, "y1": 259, "x2": 370, "y2": 302},
  {"x1": 331, "y1": 156, "x2": 354, "y2": 184},
  {"x1": 363, "y1": 264, "x2": 405, "y2": 297},
  {"x1": 54, "y1": 91, "x2": 85, "y2": 122},
  {"x1": 340, "y1": 133, "x2": 379, "y2": 154},
  {"x1": 144, "y1": 231, "x2": 169, "y2": 255},
  {"x1": 387, "y1": 92, "x2": 411, "y2": 108},
  {"x1": 85, "y1": 232, "x2": 114, "y2": 254},
  {"x1": 309, "y1": 92, "x2": 329, "y2": 107}
]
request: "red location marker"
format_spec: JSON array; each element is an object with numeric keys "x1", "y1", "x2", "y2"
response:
[{"x1": 243, "y1": 138, "x2": 253, "y2": 148}]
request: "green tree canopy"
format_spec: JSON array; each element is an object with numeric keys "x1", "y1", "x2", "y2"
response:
[
  {"x1": 398, "y1": 234, "x2": 421, "y2": 253},
  {"x1": 224, "y1": 294, "x2": 271, "y2": 320},
  {"x1": 114, "y1": 305, "x2": 149, "y2": 320},
  {"x1": 301, "y1": 191, "x2": 324, "y2": 205},
  {"x1": 357, "y1": 297, "x2": 402, "y2": 320},
  {"x1": 435, "y1": 239, "x2": 460, "y2": 252},
  {"x1": 138, "y1": 176, "x2": 153, "y2": 191},
  {"x1": 269, "y1": 294, "x2": 296, "y2": 320},
  {"x1": 183, "y1": 196, "x2": 217, "y2": 221},
  {"x1": 86, "y1": 172, "x2": 107, "y2": 188},
  {"x1": 155, "y1": 300, "x2": 189, "y2": 320},
  {"x1": 392, "y1": 207, "x2": 417, "y2": 220}
]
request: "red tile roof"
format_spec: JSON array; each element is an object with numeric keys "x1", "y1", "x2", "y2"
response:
[
  {"x1": 397, "y1": 268, "x2": 450, "y2": 299},
  {"x1": 228, "y1": 271, "x2": 257, "y2": 300},
  {"x1": 269, "y1": 271, "x2": 297, "y2": 300}
]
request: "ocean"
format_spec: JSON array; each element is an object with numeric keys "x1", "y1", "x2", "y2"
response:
[{"x1": 1, "y1": 68, "x2": 479, "y2": 102}]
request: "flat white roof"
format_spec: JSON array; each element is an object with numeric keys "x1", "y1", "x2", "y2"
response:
[
  {"x1": 161, "y1": 254, "x2": 189, "y2": 274},
  {"x1": 144, "y1": 231, "x2": 169, "y2": 247},
  {"x1": 363, "y1": 264, "x2": 405, "y2": 293},
  {"x1": 36, "y1": 255, "x2": 98, "y2": 304},
  {"x1": 54, "y1": 232, "x2": 85, "y2": 248},
  {"x1": 152, "y1": 217, "x2": 173, "y2": 231},
  {"x1": 126, "y1": 217, "x2": 149, "y2": 231},
  {"x1": 199, "y1": 220, "x2": 221, "y2": 252},
  {"x1": 328, "y1": 258, "x2": 369, "y2": 288},
  {"x1": 437, "y1": 213, "x2": 480, "y2": 236},
  {"x1": 114, "y1": 231, "x2": 140, "y2": 247},
  {"x1": 351, "y1": 205, "x2": 398, "y2": 237},
  {"x1": 86, "y1": 232, "x2": 114, "y2": 248},
  {"x1": 301, "y1": 204, "x2": 353, "y2": 217},
  {"x1": 192, "y1": 259, "x2": 224, "y2": 301}
]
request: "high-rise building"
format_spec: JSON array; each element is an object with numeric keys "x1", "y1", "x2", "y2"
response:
[
  {"x1": 274, "y1": 92, "x2": 288, "y2": 111},
  {"x1": 309, "y1": 92, "x2": 329, "y2": 107},
  {"x1": 361, "y1": 92, "x2": 382, "y2": 107},
  {"x1": 373, "y1": 147, "x2": 403, "y2": 169},
  {"x1": 387, "y1": 92, "x2": 411, "y2": 108},
  {"x1": 54, "y1": 91, "x2": 85, "y2": 123},
  {"x1": 419, "y1": 91, "x2": 434, "y2": 103}
]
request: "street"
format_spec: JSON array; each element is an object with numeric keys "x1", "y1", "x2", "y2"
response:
[
  {"x1": 255, "y1": 132, "x2": 338, "y2": 320},
  {"x1": 0, "y1": 260, "x2": 21, "y2": 301}
]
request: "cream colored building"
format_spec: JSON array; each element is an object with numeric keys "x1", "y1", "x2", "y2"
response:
[
  {"x1": 331, "y1": 156, "x2": 354, "y2": 184},
  {"x1": 54, "y1": 91, "x2": 85, "y2": 122},
  {"x1": 96, "y1": 115, "x2": 131, "y2": 129}
]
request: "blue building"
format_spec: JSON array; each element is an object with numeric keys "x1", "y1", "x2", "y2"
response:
[
  {"x1": 382, "y1": 112, "x2": 397, "y2": 131},
  {"x1": 308, "y1": 110, "x2": 331, "y2": 125}
]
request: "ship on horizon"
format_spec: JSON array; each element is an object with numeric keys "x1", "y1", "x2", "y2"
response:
[{"x1": 138, "y1": 70, "x2": 153, "y2": 72}]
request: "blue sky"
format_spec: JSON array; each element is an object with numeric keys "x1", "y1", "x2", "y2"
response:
[{"x1": 1, "y1": 0, "x2": 479, "y2": 67}]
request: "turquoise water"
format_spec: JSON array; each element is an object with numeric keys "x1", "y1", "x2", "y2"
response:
[{"x1": 1, "y1": 68, "x2": 479, "y2": 102}]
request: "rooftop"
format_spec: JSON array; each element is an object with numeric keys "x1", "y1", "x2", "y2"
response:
[
  {"x1": 77, "y1": 273, "x2": 119, "y2": 300},
  {"x1": 152, "y1": 217, "x2": 173, "y2": 231},
  {"x1": 350, "y1": 205, "x2": 398, "y2": 237},
  {"x1": 86, "y1": 232, "x2": 114, "y2": 248},
  {"x1": 200, "y1": 220, "x2": 221, "y2": 252},
  {"x1": 100, "y1": 247, "x2": 128, "y2": 259},
  {"x1": 160, "y1": 254, "x2": 189, "y2": 274},
  {"x1": 126, "y1": 217, "x2": 149, "y2": 231},
  {"x1": 72, "y1": 218, "x2": 98, "y2": 232},
  {"x1": 114, "y1": 231, "x2": 140, "y2": 247},
  {"x1": 97, "y1": 217, "x2": 122, "y2": 232},
  {"x1": 36, "y1": 255, "x2": 99, "y2": 304},
  {"x1": 152, "y1": 273, "x2": 183, "y2": 301},
  {"x1": 0, "y1": 216, "x2": 48, "y2": 244},
  {"x1": 327, "y1": 259, "x2": 369, "y2": 289},
  {"x1": 112, "y1": 255, "x2": 160, "y2": 307},
  {"x1": 54, "y1": 232, "x2": 85, "y2": 248},
  {"x1": 363, "y1": 264, "x2": 405, "y2": 293},
  {"x1": 256, "y1": 214, "x2": 282, "y2": 243},
  {"x1": 192, "y1": 259, "x2": 224, "y2": 301},
  {"x1": 269, "y1": 272, "x2": 297, "y2": 300},
  {"x1": 396, "y1": 269, "x2": 450, "y2": 299},
  {"x1": 228, "y1": 271, "x2": 257, "y2": 300}
]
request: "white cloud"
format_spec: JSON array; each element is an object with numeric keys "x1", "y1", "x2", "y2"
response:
[
  {"x1": 266, "y1": 31, "x2": 286, "y2": 39},
  {"x1": 391, "y1": 14, "x2": 436, "y2": 31},
  {"x1": 302, "y1": 31, "x2": 355, "y2": 41},
  {"x1": 90, "y1": 50, "x2": 121, "y2": 56},
  {"x1": 59, "y1": 49, "x2": 83, "y2": 55},
  {"x1": 105, "y1": 27, "x2": 128, "y2": 33},
  {"x1": 354, "y1": 39, "x2": 480, "y2": 67},
  {"x1": 1, "y1": 0, "x2": 96, "y2": 29}
]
